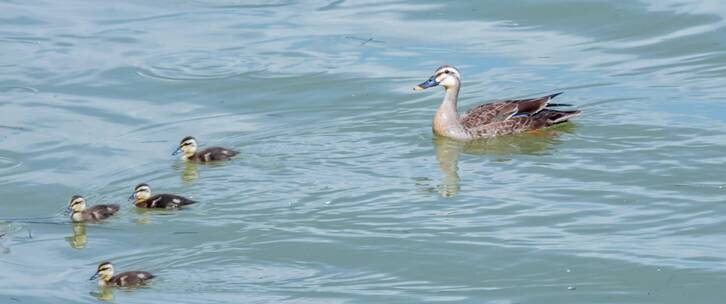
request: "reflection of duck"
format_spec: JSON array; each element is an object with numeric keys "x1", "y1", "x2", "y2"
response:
[
  {"x1": 66, "y1": 222, "x2": 87, "y2": 249},
  {"x1": 414, "y1": 66, "x2": 581, "y2": 140},
  {"x1": 174, "y1": 161, "x2": 199, "y2": 184},
  {"x1": 432, "y1": 125, "x2": 574, "y2": 197},
  {"x1": 90, "y1": 286, "x2": 114, "y2": 302}
]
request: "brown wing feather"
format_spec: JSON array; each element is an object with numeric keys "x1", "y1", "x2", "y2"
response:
[
  {"x1": 467, "y1": 117, "x2": 538, "y2": 138},
  {"x1": 467, "y1": 109, "x2": 581, "y2": 139},
  {"x1": 86, "y1": 204, "x2": 120, "y2": 221},
  {"x1": 110, "y1": 271, "x2": 155, "y2": 287},
  {"x1": 460, "y1": 102, "x2": 519, "y2": 129},
  {"x1": 460, "y1": 93, "x2": 566, "y2": 137},
  {"x1": 195, "y1": 147, "x2": 239, "y2": 162}
]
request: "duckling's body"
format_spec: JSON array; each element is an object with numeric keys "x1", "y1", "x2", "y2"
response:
[
  {"x1": 131, "y1": 183, "x2": 196, "y2": 209},
  {"x1": 67, "y1": 195, "x2": 119, "y2": 223},
  {"x1": 416, "y1": 66, "x2": 581, "y2": 140},
  {"x1": 173, "y1": 136, "x2": 238, "y2": 162},
  {"x1": 91, "y1": 261, "x2": 155, "y2": 287}
]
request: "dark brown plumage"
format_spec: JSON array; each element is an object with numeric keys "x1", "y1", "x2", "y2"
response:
[
  {"x1": 136, "y1": 194, "x2": 196, "y2": 209},
  {"x1": 188, "y1": 147, "x2": 239, "y2": 162},
  {"x1": 103, "y1": 271, "x2": 155, "y2": 287},
  {"x1": 460, "y1": 93, "x2": 581, "y2": 138},
  {"x1": 75, "y1": 205, "x2": 120, "y2": 222}
]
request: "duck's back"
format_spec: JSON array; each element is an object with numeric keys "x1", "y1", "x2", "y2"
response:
[
  {"x1": 459, "y1": 93, "x2": 580, "y2": 138},
  {"x1": 138, "y1": 194, "x2": 196, "y2": 209},
  {"x1": 192, "y1": 147, "x2": 238, "y2": 162},
  {"x1": 84, "y1": 204, "x2": 120, "y2": 221},
  {"x1": 460, "y1": 94, "x2": 556, "y2": 128},
  {"x1": 109, "y1": 271, "x2": 155, "y2": 287}
]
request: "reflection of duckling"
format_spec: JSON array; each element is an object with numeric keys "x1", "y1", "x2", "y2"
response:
[
  {"x1": 172, "y1": 136, "x2": 238, "y2": 162},
  {"x1": 67, "y1": 223, "x2": 87, "y2": 249},
  {"x1": 129, "y1": 183, "x2": 196, "y2": 209},
  {"x1": 67, "y1": 195, "x2": 119, "y2": 223},
  {"x1": 177, "y1": 161, "x2": 199, "y2": 184},
  {"x1": 90, "y1": 261, "x2": 155, "y2": 287}
]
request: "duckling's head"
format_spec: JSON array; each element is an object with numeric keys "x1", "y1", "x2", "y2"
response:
[
  {"x1": 90, "y1": 261, "x2": 115, "y2": 283},
  {"x1": 172, "y1": 136, "x2": 198, "y2": 159},
  {"x1": 68, "y1": 195, "x2": 87, "y2": 213},
  {"x1": 414, "y1": 65, "x2": 461, "y2": 91},
  {"x1": 130, "y1": 183, "x2": 152, "y2": 203}
]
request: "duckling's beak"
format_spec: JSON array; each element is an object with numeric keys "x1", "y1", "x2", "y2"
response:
[
  {"x1": 128, "y1": 193, "x2": 135, "y2": 202},
  {"x1": 64, "y1": 207, "x2": 71, "y2": 215},
  {"x1": 172, "y1": 146, "x2": 182, "y2": 156},
  {"x1": 89, "y1": 271, "x2": 100, "y2": 280},
  {"x1": 414, "y1": 76, "x2": 439, "y2": 91}
]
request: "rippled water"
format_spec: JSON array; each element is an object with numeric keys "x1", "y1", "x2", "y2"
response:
[{"x1": 2, "y1": 0, "x2": 726, "y2": 303}]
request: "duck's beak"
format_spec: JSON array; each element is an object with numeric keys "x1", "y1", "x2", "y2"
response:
[
  {"x1": 89, "y1": 271, "x2": 100, "y2": 280},
  {"x1": 172, "y1": 146, "x2": 182, "y2": 156},
  {"x1": 414, "y1": 76, "x2": 439, "y2": 91}
]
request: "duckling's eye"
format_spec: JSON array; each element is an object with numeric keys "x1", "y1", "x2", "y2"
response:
[{"x1": 444, "y1": 70, "x2": 450, "y2": 74}]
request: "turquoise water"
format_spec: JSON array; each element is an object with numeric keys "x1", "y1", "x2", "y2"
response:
[{"x1": 2, "y1": 0, "x2": 726, "y2": 303}]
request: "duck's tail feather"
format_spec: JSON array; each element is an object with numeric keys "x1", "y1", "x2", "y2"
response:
[
  {"x1": 546, "y1": 103, "x2": 573, "y2": 107},
  {"x1": 547, "y1": 92, "x2": 564, "y2": 99},
  {"x1": 539, "y1": 109, "x2": 582, "y2": 125},
  {"x1": 181, "y1": 200, "x2": 197, "y2": 206}
]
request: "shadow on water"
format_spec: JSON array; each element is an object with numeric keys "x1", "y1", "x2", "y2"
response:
[{"x1": 433, "y1": 123, "x2": 576, "y2": 197}]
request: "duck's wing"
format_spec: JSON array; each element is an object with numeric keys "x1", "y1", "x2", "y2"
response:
[
  {"x1": 460, "y1": 93, "x2": 564, "y2": 129},
  {"x1": 150, "y1": 194, "x2": 196, "y2": 208},
  {"x1": 87, "y1": 204, "x2": 120, "y2": 220},
  {"x1": 460, "y1": 102, "x2": 519, "y2": 129},
  {"x1": 197, "y1": 147, "x2": 239, "y2": 162},
  {"x1": 468, "y1": 108, "x2": 582, "y2": 138},
  {"x1": 110, "y1": 271, "x2": 155, "y2": 286}
]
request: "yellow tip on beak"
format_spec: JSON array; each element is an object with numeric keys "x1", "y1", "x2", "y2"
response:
[{"x1": 413, "y1": 85, "x2": 424, "y2": 91}]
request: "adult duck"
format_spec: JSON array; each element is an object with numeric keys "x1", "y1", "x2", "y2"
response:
[{"x1": 414, "y1": 65, "x2": 581, "y2": 140}]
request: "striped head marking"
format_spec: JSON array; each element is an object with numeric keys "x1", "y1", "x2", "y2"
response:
[
  {"x1": 131, "y1": 183, "x2": 152, "y2": 203},
  {"x1": 414, "y1": 65, "x2": 461, "y2": 91},
  {"x1": 173, "y1": 136, "x2": 198, "y2": 159},
  {"x1": 68, "y1": 195, "x2": 87, "y2": 212},
  {"x1": 91, "y1": 261, "x2": 115, "y2": 282}
]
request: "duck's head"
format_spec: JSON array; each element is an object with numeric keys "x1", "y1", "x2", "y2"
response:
[
  {"x1": 129, "y1": 183, "x2": 152, "y2": 203},
  {"x1": 414, "y1": 65, "x2": 461, "y2": 91},
  {"x1": 90, "y1": 261, "x2": 115, "y2": 283},
  {"x1": 67, "y1": 195, "x2": 87, "y2": 214},
  {"x1": 172, "y1": 136, "x2": 198, "y2": 159}
]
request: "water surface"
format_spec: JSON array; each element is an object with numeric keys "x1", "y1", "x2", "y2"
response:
[{"x1": 2, "y1": 0, "x2": 726, "y2": 303}]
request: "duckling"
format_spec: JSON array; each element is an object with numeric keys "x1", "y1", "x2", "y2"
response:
[
  {"x1": 90, "y1": 261, "x2": 155, "y2": 287},
  {"x1": 172, "y1": 136, "x2": 238, "y2": 162},
  {"x1": 129, "y1": 183, "x2": 196, "y2": 209},
  {"x1": 414, "y1": 65, "x2": 581, "y2": 140},
  {"x1": 67, "y1": 195, "x2": 119, "y2": 223}
]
